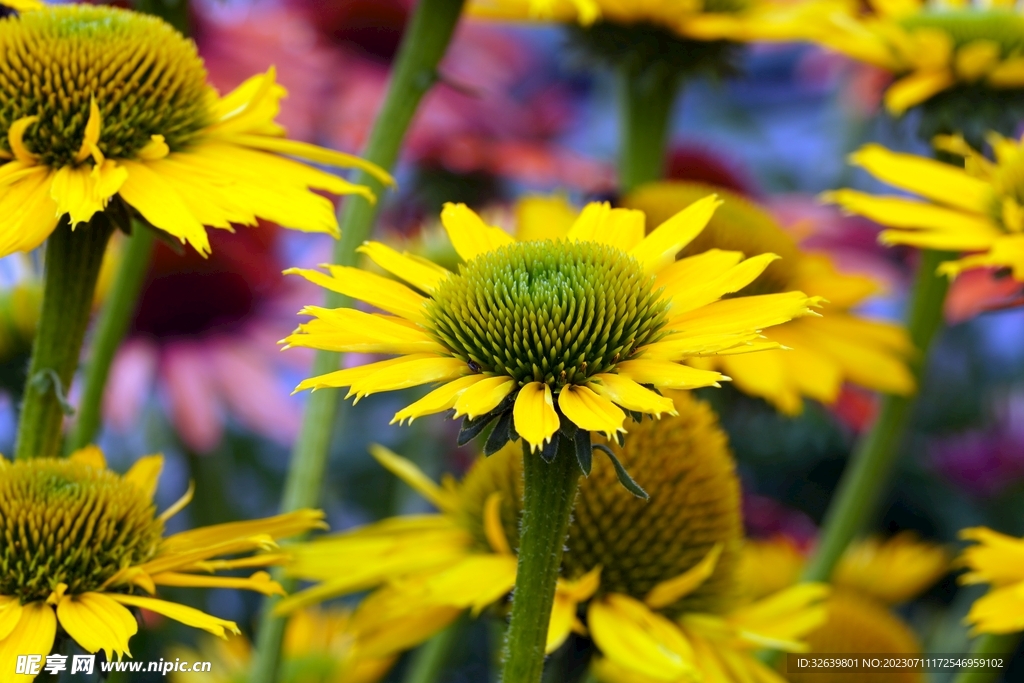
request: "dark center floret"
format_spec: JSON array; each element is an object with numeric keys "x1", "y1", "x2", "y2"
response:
[
  {"x1": 0, "y1": 459, "x2": 163, "y2": 602},
  {"x1": 426, "y1": 240, "x2": 669, "y2": 389},
  {"x1": 0, "y1": 5, "x2": 211, "y2": 167}
]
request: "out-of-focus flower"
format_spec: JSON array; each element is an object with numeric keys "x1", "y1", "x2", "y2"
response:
[
  {"x1": 169, "y1": 607, "x2": 394, "y2": 683},
  {"x1": 278, "y1": 393, "x2": 828, "y2": 682},
  {"x1": 103, "y1": 225, "x2": 309, "y2": 453},
  {"x1": 746, "y1": 534, "x2": 949, "y2": 683},
  {"x1": 0, "y1": 447, "x2": 325, "y2": 679},
  {"x1": 930, "y1": 403, "x2": 1024, "y2": 497},
  {"x1": 792, "y1": 0, "x2": 1024, "y2": 116},
  {"x1": 0, "y1": 5, "x2": 389, "y2": 258},
  {"x1": 625, "y1": 181, "x2": 914, "y2": 415},
  {"x1": 825, "y1": 136, "x2": 1024, "y2": 290},
  {"x1": 958, "y1": 526, "x2": 1024, "y2": 635},
  {"x1": 285, "y1": 196, "x2": 821, "y2": 452}
]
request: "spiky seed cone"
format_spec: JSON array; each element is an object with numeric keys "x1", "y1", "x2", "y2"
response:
[
  {"x1": 785, "y1": 591, "x2": 925, "y2": 683},
  {"x1": 459, "y1": 392, "x2": 744, "y2": 615},
  {"x1": 0, "y1": 458, "x2": 163, "y2": 602},
  {"x1": 0, "y1": 5, "x2": 210, "y2": 166},
  {"x1": 427, "y1": 240, "x2": 668, "y2": 388}
]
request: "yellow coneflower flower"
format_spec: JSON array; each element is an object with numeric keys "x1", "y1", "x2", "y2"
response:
[
  {"x1": 0, "y1": 4, "x2": 390, "y2": 258},
  {"x1": 169, "y1": 607, "x2": 394, "y2": 683},
  {"x1": 277, "y1": 393, "x2": 829, "y2": 682},
  {"x1": 796, "y1": 0, "x2": 1024, "y2": 115},
  {"x1": 284, "y1": 197, "x2": 821, "y2": 454},
  {"x1": 958, "y1": 527, "x2": 1024, "y2": 634},
  {"x1": 824, "y1": 137, "x2": 1024, "y2": 283},
  {"x1": 1, "y1": 0, "x2": 41, "y2": 15},
  {"x1": 744, "y1": 534, "x2": 950, "y2": 683},
  {"x1": 624, "y1": 181, "x2": 915, "y2": 415},
  {"x1": 0, "y1": 446, "x2": 326, "y2": 679}
]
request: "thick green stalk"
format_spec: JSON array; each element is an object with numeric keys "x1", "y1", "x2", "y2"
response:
[
  {"x1": 501, "y1": 442, "x2": 581, "y2": 683},
  {"x1": 802, "y1": 249, "x2": 950, "y2": 582},
  {"x1": 617, "y1": 63, "x2": 679, "y2": 193},
  {"x1": 67, "y1": 225, "x2": 155, "y2": 452},
  {"x1": 951, "y1": 634, "x2": 1019, "y2": 683},
  {"x1": 403, "y1": 617, "x2": 465, "y2": 683},
  {"x1": 248, "y1": 1, "x2": 466, "y2": 681},
  {"x1": 15, "y1": 218, "x2": 115, "y2": 460}
]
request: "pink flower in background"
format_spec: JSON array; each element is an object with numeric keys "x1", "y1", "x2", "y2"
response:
[{"x1": 743, "y1": 492, "x2": 817, "y2": 548}]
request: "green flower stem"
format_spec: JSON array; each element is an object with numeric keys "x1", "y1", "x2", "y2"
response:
[
  {"x1": 618, "y1": 62, "x2": 679, "y2": 193},
  {"x1": 15, "y1": 218, "x2": 115, "y2": 461},
  {"x1": 501, "y1": 441, "x2": 581, "y2": 683},
  {"x1": 67, "y1": 225, "x2": 155, "y2": 453},
  {"x1": 403, "y1": 616, "x2": 466, "y2": 683},
  {"x1": 802, "y1": 249, "x2": 950, "y2": 582},
  {"x1": 248, "y1": 0, "x2": 465, "y2": 681},
  {"x1": 951, "y1": 634, "x2": 1020, "y2": 683}
]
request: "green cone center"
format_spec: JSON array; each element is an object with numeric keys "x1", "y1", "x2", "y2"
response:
[
  {"x1": 0, "y1": 459, "x2": 163, "y2": 602},
  {"x1": 426, "y1": 239, "x2": 668, "y2": 390},
  {"x1": 0, "y1": 5, "x2": 211, "y2": 168}
]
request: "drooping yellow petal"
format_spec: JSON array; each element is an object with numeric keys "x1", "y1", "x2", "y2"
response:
[
  {"x1": 350, "y1": 586, "x2": 462, "y2": 659},
  {"x1": 392, "y1": 375, "x2": 490, "y2": 425},
  {"x1": 284, "y1": 266, "x2": 429, "y2": 324},
  {"x1": 74, "y1": 98, "x2": 102, "y2": 164},
  {"x1": 118, "y1": 161, "x2": 211, "y2": 256},
  {"x1": 56, "y1": 593, "x2": 137, "y2": 661},
  {"x1": 645, "y1": 544, "x2": 723, "y2": 609},
  {"x1": 557, "y1": 383, "x2": 625, "y2": 436},
  {"x1": 0, "y1": 602, "x2": 56, "y2": 682},
  {"x1": 123, "y1": 454, "x2": 164, "y2": 501},
  {"x1": 0, "y1": 597, "x2": 22, "y2": 641},
  {"x1": 630, "y1": 194, "x2": 722, "y2": 273},
  {"x1": 357, "y1": 241, "x2": 451, "y2": 293},
  {"x1": 68, "y1": 445, "x2": 106, "y2": 469},
  {"x1": 959, "y1": 527, "x2": 1024, "y2": 586},
  {"x1": 50, "y1": 161, "x2": 128, "y2": 227},
  {"x1": 884, "y1": 69, "x2": 956, "y2": 115},
  {"x1": 727, "y1": 583, "x2": 830, "y2": 651},
  {"x1": 108, "y1": 594, "x2": 240, "y2": 639},
  {"x1": 158, "y1": 509, "x2": 326, "y2": 556},
  {"x1": 616, "y1": 360, "x2": 726, "y2": 390},
  {"x1": 150, "y1": 571, "x2": 284, "y2": 596},
  {"x1": 8, "y1": 116, "x2": 39, "y2": 163},
  {"x1": 227, "y1": 134, "x2": 394, "y2": 186},
  {"x1": 988, "y1": 56, "x2": 1024, "y2": 86},
  {"x1": 440, "y1": 202, "x2": 514, "y2": 262},
  {"x1": 964, "y1": 582, "x2": 1024, "y2": 635},
  {"x1": 513, "y1": 382, "x2": 559, "y2": 451},
  {"x1": 588, "y1": 594, "x2": 697, "y2": 681},
  {"x1": 847, "y1": 144, "x2": 991, "y2": 213},
  {"x1": 547, "y1": 568, "x2": 601, "y2": 654},
  {"x1": 370, "y1": 444, "x2": 458, "y2": 513},
  {"x1": 484, "y1": 492, "x2": 513, "y2": 555},
  {"x1": 416, "y1": 554, "x2": 519, "y2": 615},
  {"x1": 0, "y1": 167, "x2": 61, "y2": 256},
  {"x1": 453, "y1": 376, "x2": 516, "y2": 419},
  {"x1": 589, "y1": 373, "x2": 677, "y2": 416}
]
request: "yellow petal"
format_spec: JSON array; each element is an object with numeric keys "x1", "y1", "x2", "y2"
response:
[
  {"x1": 0, "y1": 602, "x2": 56, "y2": 682},
  {"x1": 567, "y1": 202, "x2": 646, "y2": 253},
  {"x1": 284, "y1": 266, "x2": 428, "y2": 324},
  {"x1": 588, "y1": 595, "x2": 696, "y2": 681},
  {"x1": 417, "y1": 554, "x2": 519, "y2": 615},
  {"x1": 955, "y1": 40, "x2": 1000, "y2": 81},
  {"x1": 370, "y1": 444, "x2": 457, "y2": 512},
  {"x1": 357, "y1": 241, "x2": 450, "y2": 293},
  {"x1": 847, "y1": 144, "x2": 991, "y2": 213},
  {"x1": 630, "y1": 195, "x2": 722, "y2": 273},
  {"x1": 665, "y1": 292, "x2": 822, "y2": 339},
  {"x1": 74, "y1": 98, "x2": 102, "y2": 164},
  {"x1": 964, "y1": 582, "x2": 1024, "y2": 634},
  {"x1": 988, "y1": 57, "x2": 1024, "y2": 87},
  {"x1": 727, "y1": 583, "x2": 830, "y2": 651},
  {"x1": 50, "y1": 161, "x2": 128, "y2": 227},
  {"x1": 616, "y1": 360, "x2": 726, "y2": 390},
  {"x1": 0, "y1": 596, "x2": 22, "y2": 641},
  {"x1": 349, "y1": 355, "x2": 470, "y2": 401},
  {"x1": 959, "y1": 527, "x2": 1024, "y2": 586},
  {"x1": 645, "y1": 544, "x2": 723, "y2": 609},
  {"x1": 350, "y1": 586, "x2": 462, "y2": 658},
  {"x1": 0, "y1": 167, "x2": 60, "y2": 256},
  {"x1": 150, "y1": 571, "x2": 285, "y2": 596},
  {"x1": 68, "y1": 445, "x2": 106, "y2": 469},
  {"x1": 484, "y1": 492, "x2": 513, "y2": 555},
  {"x1": 440, "y1": 202, "x2": 514, "y2": 262},
  {"x1": 884, "y1": 70, "x2": 956, "y2": 115},
  {"x1": 516, "y1": 194, "x2": 578, "y2": 242},
  {"x1": 108, "y1": 594, "x2": 240, "y2": 639},
  {"x1": 392, "y1": 375, "x2": 489, "y2": 425},
  {"x1": 8, "y1": 116, "x2": 39, "y2": 163},
  {"x1": 654, "y1": 249, "x2": 745, "y2": 294},
  {"x1": 664, "y1": 253, "x2": 780, "y2": 315},
  {"x1": 228, "y1": 134, "x2": 394, "y2": 186},
  {"x1": 56, "y1": 593, "x2": 137, "y2": 661},
  {"x1": 513, "y1": 382, "x2": 559, "y2": 452},
  {"x1": 557, "y1": 384, "x2": 625, "y2": 436},
  {"x1": 124, "y1": 454, "x2": 164, "y2": 501},
  {"x1": 119, "y1": 161, "x2": 211, "y2": 256},
  {"x1": 454, "y1": 376, "x2": 516, "y2": 419},
  {"x1": 158, "y1": 509, "x2": 326, "y2": 557},
  {"x1": 548, "y1": 569, "x2": 602, "y2": 655},
  {"x1": 589, "y1": 373, "x2": 677, "y2": 416},
  {"x1": 283, "y1": 307, "x2": 444, "y2": 355},
  {"x1": 138, "y1": 135, "x2": 169, "y2": 161}
]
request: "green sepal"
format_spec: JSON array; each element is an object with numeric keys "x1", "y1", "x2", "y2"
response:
[{"x1": 592, "y1": 443, "x2": 648, "y2": 500}]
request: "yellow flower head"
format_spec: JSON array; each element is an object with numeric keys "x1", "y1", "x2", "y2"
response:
[
  {"x1": 169, "y1": 607, "x2": 395, "y2": 683},
  {"x1": 0, "y1": 5, "x2": 391, "y2": 257},
  {"x1": 798, "y1": 0, "x2": 1024, "y2": 116},
  {"x1": 742, "y1": 534, "x2": 949, "y2": 683},
  {"x1": 285, "y1": 196, "x2": 822, "y2": 457},
  {"x1": 278, "y1": 395, "x2": 829, "y2": 683},
  {"x1": 958, "y1": 526, "x2": 1024, "y2": 635},
  {"x1": 0, "y1": 447, "x2": 326, "y2": 678},
  {"x1": 824, "y1": 136, "x2": 1024, "y2": 286},
  {"x1": 625, "y1": 181, "x2": 915, "y2": 415}
]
